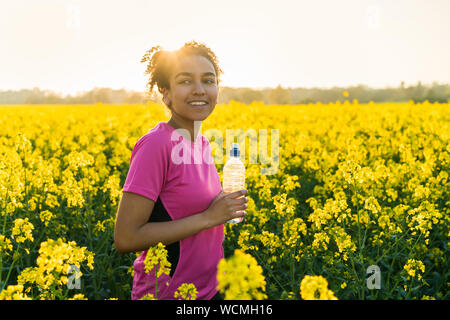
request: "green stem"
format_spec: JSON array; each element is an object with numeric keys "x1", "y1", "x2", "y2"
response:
[
  {"x1": 352, "y1": 182, "x2": 362, "y2": 254},
  {"x1": 23, "y1": 151, "x2": 29, "y2": 212},
  {"x1": 96, "y1": 230, "x2": 112, "y2": 256},
  {"x1": 290, "y1": 237, "x2": 301, "y2": 291},
  {"x1": 349, "y1": 255, "x2": 361, "y2": 299},
  {"x1": 373, "y1": 232, "x2": 408, "y2": 265},
  {"x1": 385, "y1": 233, "x2": 411, "y2": 296},
  {"x1": 82, "y1": 188, "x2": 98, "y2": 299},
  {"x1": 1, "y1": 243, "x2": 21, "y2": 292},
  {"x1": 405, "y1": 278, "x2": 414, "y2": 300},
  {"x1": 252, "y1": 250, "x2": 287, "y2": 293},
  {"x1": 64, "y1": 281, "x2": 70, "y2": 300},
  {"x1": 155, "y1": 265, "x2": 158, "y2": 299},
  {"x1": 388, "y1": 278, "x2": 401, "y2": 297},
  {"x1": 409, "y1": 231, "x2": 423, "y2": 256},
  {"x1": 351, "y1": 182, "x2": 365, "y2": 299},
  {"x1": 2, "y1": 190, "x2": 9, "y2": 234},
  {"x1": 0, "y1": 255, "x2": 3, "y2": 288},
  {"x1": 0, "y1": 180, "x2": 8, "y2": 285}
]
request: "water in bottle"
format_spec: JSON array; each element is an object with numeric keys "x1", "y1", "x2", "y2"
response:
[{"x1": 223, "y1": 143, "x2": 246, "y2": 223}]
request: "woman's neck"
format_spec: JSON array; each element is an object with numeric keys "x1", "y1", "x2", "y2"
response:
[{"x1": 166, "y1": 118, "x2": 202, "y2": 142}]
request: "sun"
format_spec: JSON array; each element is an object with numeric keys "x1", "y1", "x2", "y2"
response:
[{"x1": 159, "y1": 40, "x2": 185, "y2": 52}]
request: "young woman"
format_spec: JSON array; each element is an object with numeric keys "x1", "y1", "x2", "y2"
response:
[{"x1": 114, "y1": 41, "x2": 248, "y2": 300}]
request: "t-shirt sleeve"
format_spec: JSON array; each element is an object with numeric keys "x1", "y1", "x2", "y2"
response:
[{"x1": 122, "y1": 134, "x2": 169, "y2": 202}]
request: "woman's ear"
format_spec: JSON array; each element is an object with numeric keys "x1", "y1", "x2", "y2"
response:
[{"x1": 161, "y1": 88, "x2": 171, "y2": 107}]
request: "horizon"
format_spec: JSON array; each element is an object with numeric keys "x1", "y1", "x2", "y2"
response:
[
  {"x1": 3, "y1": 80, "x2": 447, "y2": 98},
  {"x1": 1, "y1": 0, "x2": 449, "y2": 96}
]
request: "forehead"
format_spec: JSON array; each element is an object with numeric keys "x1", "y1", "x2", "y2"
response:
[{"x1": 172, "y1": 55, "x2": 216, "y2": 77}]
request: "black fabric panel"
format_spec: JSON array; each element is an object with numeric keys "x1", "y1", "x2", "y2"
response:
[
  {"x1": 148, "y1": 196, "x2": 180, "y2": 278},
  {"x1": 211, "y1": 291, "x2": 224, "y2": 300}
]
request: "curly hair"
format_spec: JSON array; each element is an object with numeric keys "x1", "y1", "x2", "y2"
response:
[{"x1": 141, "y1": 40, "x2": 223, "y2": 99}]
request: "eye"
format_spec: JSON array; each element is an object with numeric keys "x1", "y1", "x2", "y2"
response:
[{"x1": 179, "y1": 79, "x2": 215, "y2": 85}]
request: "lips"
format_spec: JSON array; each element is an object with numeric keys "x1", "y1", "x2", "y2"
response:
[
  {"x1": 188, "y1": 100, "x2": 208, "y2": 103},
  {"x1": 187, "y1": 100, "x2": 209, "y2": 107}
]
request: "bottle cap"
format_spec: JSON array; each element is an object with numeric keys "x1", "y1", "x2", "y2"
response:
[{"x1": 230, "y1": 143, "x2": 240, "y2": 157}]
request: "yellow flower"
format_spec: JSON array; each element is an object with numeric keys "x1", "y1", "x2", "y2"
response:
[
  {"x1": 144, "y1": 242, "x2": 171, "y2": 278},
  {"x1": 2, "y1": 100, "x2": 448, "y2": 300},
  {"x1": 300, "y1": 275, "x2": 338, "y2": 300},
  {"x1": 93, "y1": 220, "x2": 106, "y2": 234},
  {"x1": 237, "y1": 229, "x2": 258, "y2": 252},
  {"x1": 413, "y1": 185, "x2": 431, "y2": 200},
  {"x1": 27, "y1": 197, "x2": 37, "y2": 211},
  {"x1": 45, "y1": 193, "x2": 60, "y2": 208},
  {"x1": 403, "y1": 259, "x2": 425, "y2": 280},
  {"x1": 174, "y1": 283, "x2": 198, "y2": 300},
  {"x1": 101, "y1": 173, "x2": 122, "y2": 206},
  {"x1": 127, "y1": 265, "x2": 135, "y2": 277},
  {"x1": 283, "y1": 175, "x2": 301, "y2": 192},
  {"x1": 0, "y1": 235, "x2": 13, "y2": 255},
  {"x1": 256, "y1": 231, "x2": 281, "y2": 255},
  {"x1": 330, "y1": 226, "x2": 356, "y2": 256},
  {"x1": 14, "y1": 132, "x2": 32, "y2": 154},
  {"x1": 68, "y1": 293, "x2": 88, "y2": 300},
  {"x1": 282, "y1": 218, "x2": 307, "y2": 248},
  {"x1": 312, "y1": 231, "x2": 330, "y2": 252},
  {"x1": 140, "y1": 293, "x2": 157, "y2": 300},
  {"x1": 17, "y1": 238, "x2": 94, "y2": 296},
  {"x1": 272, "y1": 193, "x2": 298, "y2": 218},
  {"x1": 0, "y1": 284, "x2": 32, "y2": 300},
  {"x1": 364, "y1": 196, "x2": 381, "y2": 214},
  {"x1": 39, "y1": 210, "x2": 53, "y2": 227},
  {"x1": 217, "y1": 249, "x2": 267, "y2": 300},
  {"x1": 11, "y1": 218, "x2": 34, "y2": 243}
]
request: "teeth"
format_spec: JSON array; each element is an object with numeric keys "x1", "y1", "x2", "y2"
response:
[{"x1": 190, "y1": 102, "x2": 207, "y2": 105}]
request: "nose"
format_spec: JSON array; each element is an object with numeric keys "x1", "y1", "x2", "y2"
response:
[{"x1": 192, "y1": 80, "x2": 206, "y2": 96}]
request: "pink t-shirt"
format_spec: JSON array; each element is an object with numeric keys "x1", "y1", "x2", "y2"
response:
[{"x1": 122, "y1": 121, "x2": 223, "y2": 300}]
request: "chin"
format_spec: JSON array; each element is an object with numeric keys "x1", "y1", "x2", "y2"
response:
[
  {"x1": 191, "y1": 116, "x2": 209, "y2": 122},
  {"x1": 190, "y1": 110, "x2": 213, "y2": 120}
]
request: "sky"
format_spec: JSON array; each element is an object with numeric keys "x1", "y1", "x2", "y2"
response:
[{"x1": 0, "y1": 0, "x2": 449, "y2": 96}]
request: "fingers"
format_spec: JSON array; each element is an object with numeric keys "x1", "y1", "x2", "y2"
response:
[
  {"x1": 232, "y1": 199, "x2": 248, "y2": 211},
  {"x1": 233, "y1": 210, "x2": 247, "y2": 220},
  {"x1": 222, "y1": 189, "x2": 249, "y2": 222},
  {"x1": 214, "y1": 190, "x2": 225, "y2": 200},
  {"x1": 229, "y1": 196, "x2": 248, "y2": 207},
  {"x1": 226, "y1": 189, "x2": 248, "y2": 199}
]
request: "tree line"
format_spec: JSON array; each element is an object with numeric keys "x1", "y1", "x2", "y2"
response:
[{"x1": 0, "y1": 81, "x2": 448, "y2": 105}]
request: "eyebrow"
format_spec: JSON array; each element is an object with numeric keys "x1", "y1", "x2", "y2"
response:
[{"x1": 175, "y1": 72, "x2": 216, "y2": 78}]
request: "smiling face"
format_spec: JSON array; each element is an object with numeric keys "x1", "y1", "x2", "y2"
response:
[{"x1": 162, "y1": 55, "x2": 219, "y2": 123}]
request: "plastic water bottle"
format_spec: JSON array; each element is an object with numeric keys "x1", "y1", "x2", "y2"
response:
[{"x1": 223, "y1": 143, "x2": 246, "y2": 223}]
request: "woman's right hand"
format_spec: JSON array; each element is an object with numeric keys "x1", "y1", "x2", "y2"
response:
[{"x1": 202, "y1": 189, "x2": 248, "y2": 228}]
